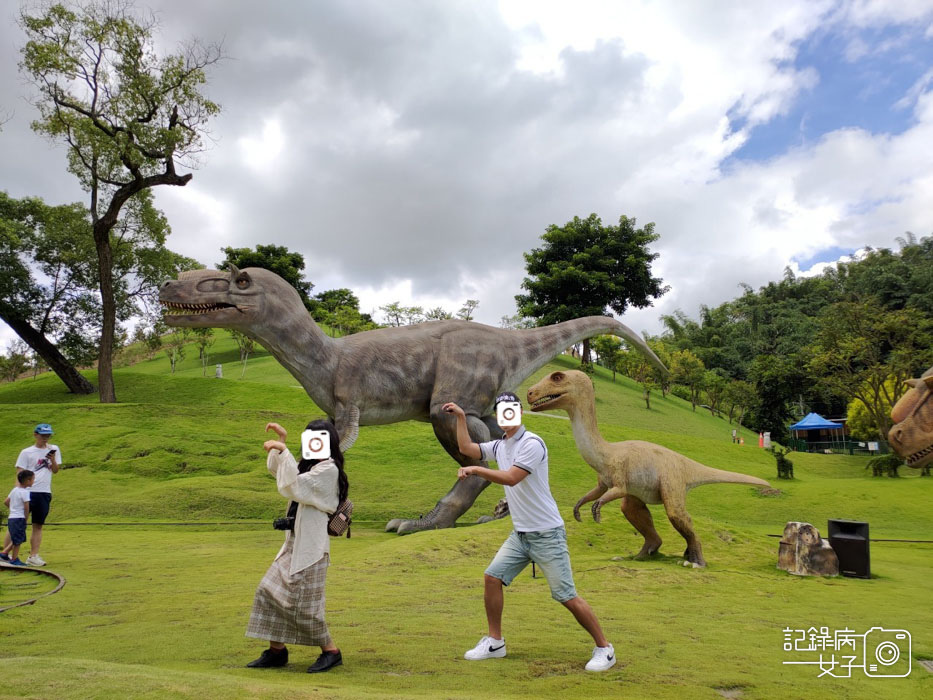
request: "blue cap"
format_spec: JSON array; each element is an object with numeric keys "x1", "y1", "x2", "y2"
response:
[{"x1": 34, "y1": 423, "x2": 53, "y2": 435}]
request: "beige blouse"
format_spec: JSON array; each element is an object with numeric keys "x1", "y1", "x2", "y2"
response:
[{"x1": 267, "y1": 448, "x2": 339, "y2": 576}]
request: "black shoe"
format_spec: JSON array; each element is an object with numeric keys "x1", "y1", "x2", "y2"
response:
[
  {"x1": 307, "y1": 650, "x2": 342, "y2": 673},
  {"x1": 246, "y1": 647, "x2": 288, "y2": 668}
]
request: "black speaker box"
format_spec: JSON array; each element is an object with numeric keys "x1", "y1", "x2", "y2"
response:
[{"x1": 828, "y1": 519, "x2": 870, "y2": 579}]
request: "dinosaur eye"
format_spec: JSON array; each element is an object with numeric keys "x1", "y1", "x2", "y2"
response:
[
  {"x1": 552, "y1": 372, "x2": 564, "y2": 382},
  {"x1": 235, "y1": 275, "x2": 250, "y2": 290}
]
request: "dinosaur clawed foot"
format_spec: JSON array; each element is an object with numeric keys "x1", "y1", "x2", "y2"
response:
[
  {"x1": 386, "y1": 518, "x2": 444, "y2": 535},
  {"x1": 591, "y1": 501, "x2": 603, "y2": 524},
  {"x1": 573, "y1": 505, "x2": 583, "y2": 522},
  {"x1": 634, "y1": 541, "x2": 662, "y2": 559},
  {"x1": 682, "y1": 547, "x2": 707, "y2": 568}
]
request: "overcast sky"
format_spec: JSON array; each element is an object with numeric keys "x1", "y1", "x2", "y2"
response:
[{"x1": 2, "y1": 0, "x2": 932, "y2": 347}]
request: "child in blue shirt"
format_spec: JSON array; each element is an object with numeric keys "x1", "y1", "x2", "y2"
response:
[{"x1": 2, "y1": 470, "x2": 34, "y2": 566}]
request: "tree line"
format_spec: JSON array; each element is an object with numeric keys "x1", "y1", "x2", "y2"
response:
[{"x1": 633, "y1": 234, "x2": 933, "y2": 442}]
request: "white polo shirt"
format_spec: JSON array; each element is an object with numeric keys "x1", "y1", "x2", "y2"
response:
[{"x1": 479, "y1": 425, "x2": 563, "y2": 532}]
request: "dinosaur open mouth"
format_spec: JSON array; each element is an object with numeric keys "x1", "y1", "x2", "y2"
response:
[
  {"x1": 530, "y1": 394, "x2": 563, "y2": 410},
  {"x1": 161, "y1": 301, "x2": 237, "y2": 316},
  {"x1": 907, "y1": 444, "x2": 933, "y2": 467}
]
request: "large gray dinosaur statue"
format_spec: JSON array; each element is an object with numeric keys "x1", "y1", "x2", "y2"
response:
[{"x1": 159, "y1": 266, "x2": 666, "y2": 534}]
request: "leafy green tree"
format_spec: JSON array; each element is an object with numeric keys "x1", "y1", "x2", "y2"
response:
[
  {"x1": 0, "y1": 341, "x2": 30, "y2": 383},
  {"x1": 380, "y1": 302, "x2": 404, "y2": 327},
  {"x1": 404, "y1": 306, "x2": 425, "y2": 325},
  {"x1": 2, "y1": 189, "x2": 194, "y2": 392},
  {"x1": 312, "y1": 289, "x2": 359, "y2": 317},
  {"x1": 21, "y1": 1, "x2": 221, "y2": 402},
  {"x1": 669, "y1": 349, "x2": 705, "y2": 411},
  {"x1": 499, "y1": 312, "x2": 534, "y2": 329},
  {"x1": 193, "y1": 327, "x2": 215, "y2": 376},
  {"x1": 703, "y1": 369, "x2": 729, "y2": 417},
  {"x1": 807, "y1": 302, "x2": 932, "y2": 439},
  {"x1": 228, "y1": 329, "x2": 255, "y2": 378},
  {"x1": 164, "y1": 328, "x2": 189, "y2": 374},
  {"x1": 724, "y1": 379, "x2": 756, "y2": 426},
  {"x1": 219, "y1": 245, "x2": 313, "y2": 310},
  {"x1": 592, "y1": 335, "x2": 623, "y2": 381},
  {"x1": 0, "y1": 192, "x2": 95, "y2": 392},
  {"x1": 426, "y1": 307, "x2": 454, "y2": 321},
  {"x1": 457, "y1": 300, "x2": 480, "y2": 321},
  {"x1": 517, "y1": 213, "x2": 668, "y2": 365},
  {"x1": 620, "y1": 341, "x2": 664, "y2": 409}
]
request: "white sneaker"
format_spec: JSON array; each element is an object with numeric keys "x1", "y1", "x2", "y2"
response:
[
  {"x1": 585, "y1": 644, "x2": 616, "y2": 672},
  {"x1": 26, "y1": 554, "x2": 46, "y2": 566},
  {"x1": 464, "y1": 635, "x2": 506, "y2": 660}
]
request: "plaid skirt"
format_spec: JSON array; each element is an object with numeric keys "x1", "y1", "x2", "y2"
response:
[{"x1": 246, "y1": 538, "x2": 331, "y2": 646}]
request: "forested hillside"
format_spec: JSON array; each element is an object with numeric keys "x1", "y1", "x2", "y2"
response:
[{"x1": 619, "y1": 234, "x2": 933, "y2": 441}]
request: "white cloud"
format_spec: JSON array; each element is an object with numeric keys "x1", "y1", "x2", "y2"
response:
[
  {"x1": 2, "y1": 0, "x2": 932, "y2": 348},
  {"x1": 237, "y1": 118, "x2": 285, "y2": 173}
]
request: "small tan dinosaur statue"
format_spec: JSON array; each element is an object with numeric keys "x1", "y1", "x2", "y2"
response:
[{"x1": 527, "y1": 370, "x2": 770, "y2": 567}]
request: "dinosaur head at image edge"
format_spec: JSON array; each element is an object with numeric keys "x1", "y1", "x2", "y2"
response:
[
  {"x1": 159, "y1": 265, "x2": 300, "y2": 329},
  {"x1": 888, "y1": 364, "x2": 933, "y2": 469}
]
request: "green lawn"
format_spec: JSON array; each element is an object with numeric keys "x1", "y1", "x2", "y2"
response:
[{"x1": 0, "y1": 338, "x2": 930, "y2": 699}]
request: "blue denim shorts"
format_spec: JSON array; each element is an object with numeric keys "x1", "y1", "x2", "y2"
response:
[
  {"x1": 7, "y1": 518, "x2": 27, "y2": 546},
  {"x1": 485, "y1": 527, "x2": 577, "y2": 602}
]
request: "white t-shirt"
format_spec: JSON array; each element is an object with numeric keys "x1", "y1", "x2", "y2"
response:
[
  {"x1": 6, "y1": 486, "x2": 31, "y2": 519},
  {"x1": 15, "y1": 444, "x2": 61, "y2": 494},
  {"x1": 479, "y1": 426, "x2": 564, "y2": 532}
]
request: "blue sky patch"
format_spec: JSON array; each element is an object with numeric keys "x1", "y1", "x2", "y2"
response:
[
  {"x1": 793, "y1": 245, "x2": 857, "y2": 271},
  {"x1": 725, "y1": 23, "x2": 933, "y2": 165}
]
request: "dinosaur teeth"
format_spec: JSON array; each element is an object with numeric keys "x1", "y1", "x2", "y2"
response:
[
  {"x1": 907, "y1": 444, "x2": 933, "y2": 465},
  {"x1": 531, "y1": 394, "x2": 561, "y2": 408}
]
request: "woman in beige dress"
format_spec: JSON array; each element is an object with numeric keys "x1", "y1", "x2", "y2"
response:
[{"x1": 246, "y1": 418, "x2": 349, "y2": 674}]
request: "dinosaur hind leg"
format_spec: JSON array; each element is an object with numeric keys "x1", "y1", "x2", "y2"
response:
[
  {"x1": 660, "y1": 490, "x2": 706, "y2": 568},
  {"x1": 387, "y1": 475, "x2": 492, "y2": 535},
  {"x1": 386, "y1": 409, "x2": 494, "y2": 535},
  {"x1": 621, "y1": 495, "x2": 663, "y2": 558}
]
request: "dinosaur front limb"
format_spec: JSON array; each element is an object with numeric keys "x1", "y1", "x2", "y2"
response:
[
  {"x1": 573, "y1": 483, "x2": 608, "y2": 522},
  {"x1": 334, "y1": 404, "x2": 360, "y2": 452},
  {"x1": 591, "y1": 486, "x2": 624, "y2": 524},
  {"x1": 620, "y1": 495, "x2": 662, "y2": 558}
]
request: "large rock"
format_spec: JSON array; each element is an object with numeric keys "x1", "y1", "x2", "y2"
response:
[{"x1": 777, "y1": 521, "x2": 839, "y2": 576}]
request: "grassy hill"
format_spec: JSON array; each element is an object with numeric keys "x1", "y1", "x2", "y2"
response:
[{"x1": 1, "y1": 332, "x2": 931, "y2": 698}]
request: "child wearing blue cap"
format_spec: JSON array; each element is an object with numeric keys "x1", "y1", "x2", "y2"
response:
[{"x1": 2, "y1": 424, "x2": 61, "y2": 566}]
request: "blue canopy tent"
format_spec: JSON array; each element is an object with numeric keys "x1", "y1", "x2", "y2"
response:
[{"x1": 789, "y1": 412, "x2": 845, "y2": 451}]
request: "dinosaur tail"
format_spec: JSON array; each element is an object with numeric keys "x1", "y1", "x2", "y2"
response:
[
  {"x1": 518, "y1": 316, "x2": 668, "y2": 377},
  {"x1": 689, "y1": 466, "x2": 771, "y2": 489}
]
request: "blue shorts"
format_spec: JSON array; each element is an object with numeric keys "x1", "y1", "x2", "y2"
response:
[
  {"x1": 29, "y1": 492, "x2": 52, "y2": 525},
  {"x1": 485, "y1": 527, "x2": 578, "y2": 602},
  {"x1": 7, "y1": 518, "x2": 27, "y2": 546}
]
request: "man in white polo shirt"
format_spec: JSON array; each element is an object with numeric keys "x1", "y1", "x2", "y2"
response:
[{"x1": 442, "y1": 392, "x2": 616, "y2": 672}]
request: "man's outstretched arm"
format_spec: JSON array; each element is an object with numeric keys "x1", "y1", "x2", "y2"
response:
[{"x1": 441, "y1": 402, "x2": 482, "y2": 460}]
